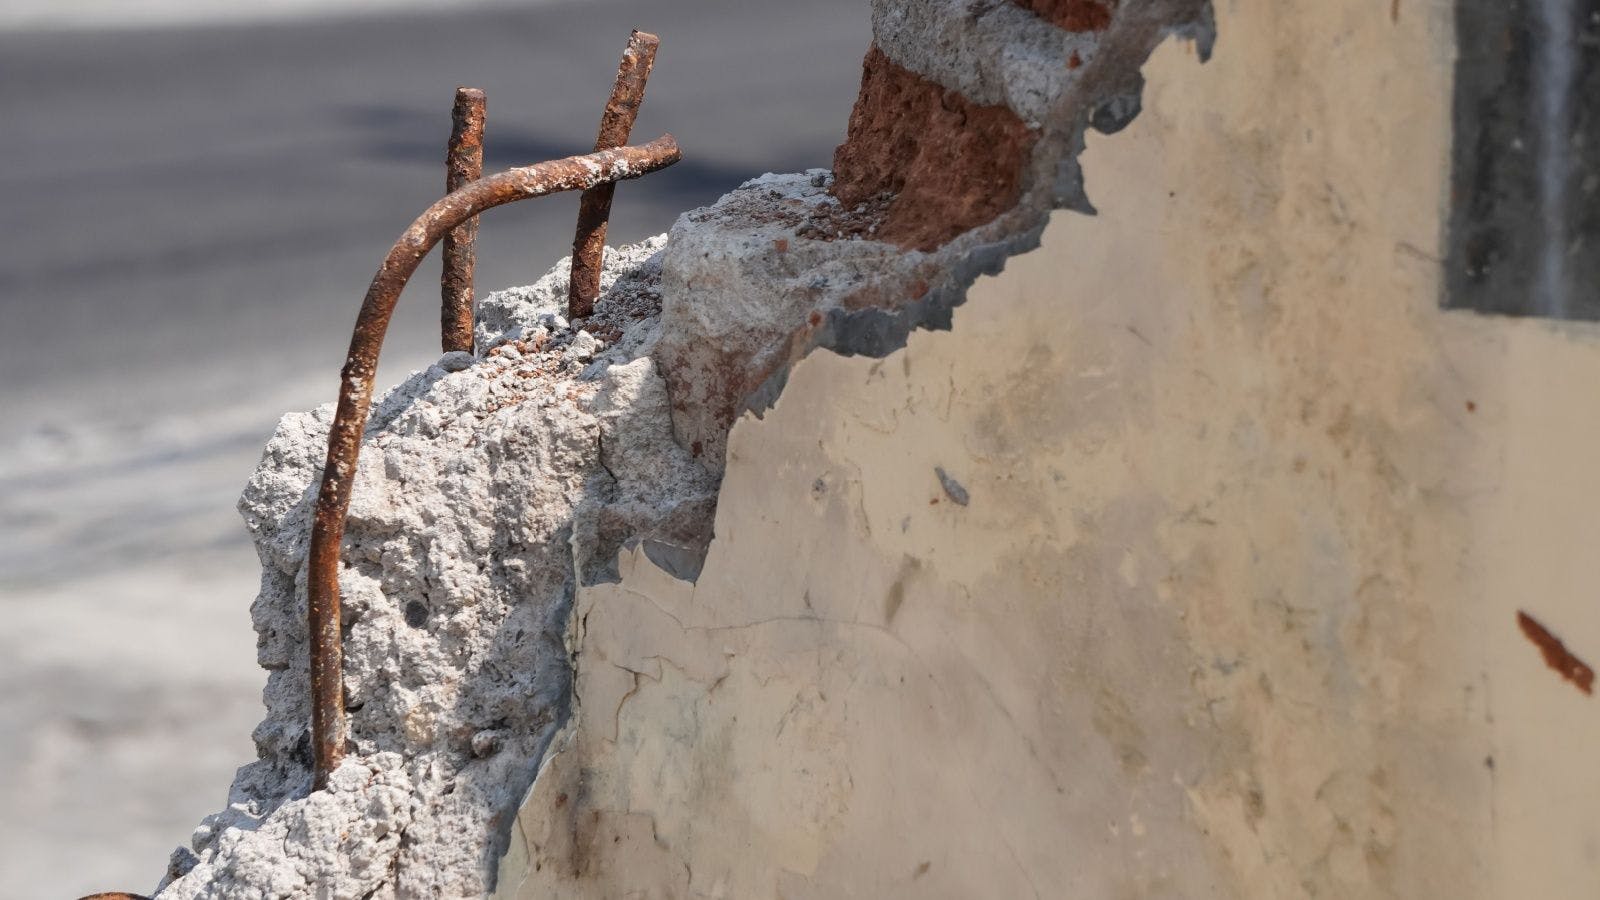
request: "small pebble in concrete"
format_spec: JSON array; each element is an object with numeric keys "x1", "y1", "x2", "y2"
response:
[{"x1": 437, "y1": 350, "x2": 475, "y2": 372}]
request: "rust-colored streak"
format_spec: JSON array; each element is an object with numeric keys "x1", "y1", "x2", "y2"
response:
[
  {"x1": 1012, "y1": 0, "x2": 1116, "y2": 32},
  {"x1": 76, "y1": 894, "x2": 152, "y2": 900},
  {"x1": 1517, "y1": 610, "x2": 1595, "y2": 696},
  {"x1": 569, "y1": 30, "x2": 659, "y2": 319},
  {"x1": 441, "y1": 87, "x2": 486, "y2": 353},
  {"x1": 830, "y1": 46, "x2": 1036, "y2": 251},
  {"x1": 308, "y1": 136, "x2": 681, "y2": 789}
]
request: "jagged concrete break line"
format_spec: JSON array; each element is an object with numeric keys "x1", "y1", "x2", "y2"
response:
[{"x1": 307, "y1": 135, "x2": 681, "y2": 788}]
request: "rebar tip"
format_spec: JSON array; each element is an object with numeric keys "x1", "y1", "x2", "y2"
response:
[
  {"x1": 568, "y1": 30, "x2": 662, "y2": 319},
  {"x1": 442, "y1": 86, "x2": 487, "y2": 354}
]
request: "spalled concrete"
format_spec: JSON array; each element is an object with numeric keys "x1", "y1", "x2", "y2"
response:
[
  {"x1": 654, "y1": 0, "x2": 1213, "y2": 467},
  {"x1": 153, "y1": 0, "x2": 1220, "y2": 894},
  {"x1": 498, "y1": 3, "x2": 1600, "y2": 896},
  {"x1": 156, "y1": 240, "x2": 718, "y2": 899},
  {"x1": 132, "y1": 0, "x2": 1600, "y2": 894}
]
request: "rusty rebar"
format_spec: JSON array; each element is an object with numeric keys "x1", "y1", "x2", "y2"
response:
[
  {"x1": 307, "y1": 135, "x2": 680, "y2": 789},
  {"x1": 441, "y1": 87, "x2": 486, "y2": 353},
  {"x1": 568, "y1": 30, "x2": 659, "y2": 319}
]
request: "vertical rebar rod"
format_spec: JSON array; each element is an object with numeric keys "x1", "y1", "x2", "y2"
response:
[
  {"x1": 307, "y1": 136, "x2": 681, "y2": 789},
  {"x1": 442, "y1": 87, "x2": 486, "y2": 352},
  {"x1": 568, "y1": 30, "x2": 659, "y2": 319}
]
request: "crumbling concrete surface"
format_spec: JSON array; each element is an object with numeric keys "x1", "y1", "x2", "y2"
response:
[
  {"x1": 657, "y1": 0, "x2": 1214, "y2": 467},
  {"x1": 154, "y1": 0, "x2": 1600, "y2": 894},
  {"x1": 155, "y1": 0, "x2": 1220, "y2": 894},
  {"x1": 157, "y1": 240, "x2": 716, "y2": 899}
]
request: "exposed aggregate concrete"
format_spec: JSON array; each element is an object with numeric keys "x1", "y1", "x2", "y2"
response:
[
  {"x1": 153, "y1": 0, "x2": 1217, "y2": 893},
  {"x1": 156, "y1": 240, "x2": 715, "y2": 899}
]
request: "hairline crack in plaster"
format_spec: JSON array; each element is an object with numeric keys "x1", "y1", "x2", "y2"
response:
[{"x1": 152, "y1": 1, "x2": 1217, "y2": 896}]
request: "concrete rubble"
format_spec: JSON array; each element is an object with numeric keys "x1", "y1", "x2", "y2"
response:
[
  {"x1": 158, "y1": 239, "x2": 717, "y2": 899},
  {"x1": 154, "y1": 1, "x2": 1217, "y2": 896}
]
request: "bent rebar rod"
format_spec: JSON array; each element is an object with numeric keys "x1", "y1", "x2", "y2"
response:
[{"x1": 307, "y1": 134, "x2": 681, "y2": 789}]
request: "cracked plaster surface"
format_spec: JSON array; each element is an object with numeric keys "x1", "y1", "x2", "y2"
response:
[
  {"x1": 151, "y1": 0, "x2": 1600, "y2": 896},
  {"x1": 502, "y1": 4, "x2": 1600, "y2": 896}
]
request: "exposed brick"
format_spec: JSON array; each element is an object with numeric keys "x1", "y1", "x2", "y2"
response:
[
  {"x1": 830, "y1": 46, "x2": 1036, "y2": 252},
  {"x1": 1013, "y1": 0, "x2": 1116, "y2": 32}
]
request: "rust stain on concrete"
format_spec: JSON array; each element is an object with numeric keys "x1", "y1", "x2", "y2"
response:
[{"x1": 1518, "y1": 610, "x2": 1595, "y2": 696}]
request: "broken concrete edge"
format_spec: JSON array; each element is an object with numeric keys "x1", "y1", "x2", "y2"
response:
[
  {"x1": 497, "y1": 2, "x2": 1218, "y2": 891},
  {"x1": 153, "y1": 237, "x2": 725, "y2": 899},
  {"x1": 488, "y1": 720, "x2": 576, "y2": 897},
  {"x1": 741, "y1": 1, "x2": 1216, "y2": 425},
  {"x1": 493, "y1": 0, "x2": 1217, "y2": 890},
  {"x1": 653, "y1": 4, "x2": 1217, "y2": 470},
  {"x1": 491, "y1": 4, "x2": 1600, "y2": 891},
  {"x1": 148, "y1": 2, "x2": 1216, "y2": 894},
  {"x1": 744, "y1": 219, "x2": 1045, "y2": 418}
]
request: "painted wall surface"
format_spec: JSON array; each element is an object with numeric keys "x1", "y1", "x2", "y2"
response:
[{"x1": 498, "y1": 2, "x2": 1600, "y2": 896}]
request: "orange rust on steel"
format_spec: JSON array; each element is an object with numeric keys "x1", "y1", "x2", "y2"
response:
[
  {"x1": 1517, "y1": 610, "x2": 1595, "y2": 696},
  {"x1": 568, "y1": 30, "x2": 659, "y2": 319},
  {"x1": 307, "y1": 135, "x2": 680, "y2": 789},
  {"x1": 441, "y1": 87, "x2": 486, "y2": 353}
]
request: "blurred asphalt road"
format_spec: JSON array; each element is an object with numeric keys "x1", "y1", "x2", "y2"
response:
[
  {"x1": 0, "y1": 0, "x2": 865, "y2": 435},
  {"x1": 0, "y1": 1, "x2": 866, "y2": 895}
]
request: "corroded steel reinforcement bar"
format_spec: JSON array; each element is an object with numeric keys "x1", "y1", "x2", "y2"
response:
[
  {"x1": 441, "y1": 87, "x2": 486, "y2": 353},
  {"x1": 568, "y1": 30, "x2": 659, "y2": 319},
  {"x1": 307, "y1": 135, "x2": 681, "y2": 789}
]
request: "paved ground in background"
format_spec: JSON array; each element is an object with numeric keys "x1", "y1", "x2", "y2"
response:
[
  {"x1": 0, "y1": 1, "x2": 865, "y2": 894},
  {"x1": 0, "y1": 0, "x2": 532, "y2": 31}
]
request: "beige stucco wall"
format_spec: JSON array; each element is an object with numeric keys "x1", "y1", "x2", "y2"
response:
[{"x1": 498, "y1": 1, "x2": 1600, "y2": 896}]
